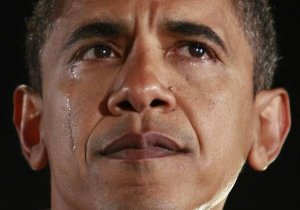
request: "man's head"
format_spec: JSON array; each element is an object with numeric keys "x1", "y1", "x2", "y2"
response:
[{"x1": 14, "y1": 0, "x2": 291, "y2": 209}]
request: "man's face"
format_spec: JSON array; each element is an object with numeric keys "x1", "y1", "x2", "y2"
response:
[{"x1": 40, "y1": 0, "x2": 255, "y2": 209}]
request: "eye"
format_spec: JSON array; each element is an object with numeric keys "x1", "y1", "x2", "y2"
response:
[
  {"x1": 177, "y1": 43, "x2": 214, "y2": 60},
  {"x1": 81, "y1": 44, "x2": 117, "y2": 60}
]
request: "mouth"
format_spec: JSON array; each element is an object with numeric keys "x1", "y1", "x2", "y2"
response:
[{"x1": 99, "y1": 132, "x2": 188, "y2": 161}]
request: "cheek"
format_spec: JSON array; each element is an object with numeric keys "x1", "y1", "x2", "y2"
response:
[
  {"x1": 176, "y1": 82, "x2": 255, "y2": 199},
  {"x1": 64, "y1": 66, "x2": 116, "y2": 148},
  {"x1": 176, "y1": 60, "x2": 254, "y2": 162},
  {"x1": 43, "y1": 63, "x2": 115, "y2": 150},
  {"x1": 193, "y1": 91, "x2": 253, "y2": 162},
  {"x1": 41, "y1": 93, "x2": 74, "y2": 155},
  {"x1": 40, "y1": 66, "x2": 113, "y2": 190},
  {"x1": 41, "y1": 91, "x2": 86, "y2": 200}
]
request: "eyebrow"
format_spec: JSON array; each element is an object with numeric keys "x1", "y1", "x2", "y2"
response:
[
  {"x1": 63, "y1": 21, "x2": 124, "y2": 49},
  {"x1": 165, "y1": 21, "x2": 227, "y2": 53},
  {"x1": 63, "y1": 20, "x2": 227, "y2": 54}
]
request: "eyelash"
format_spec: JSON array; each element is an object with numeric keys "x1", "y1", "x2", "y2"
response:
[
  {"x1": 70, "y1": 41, "x2": 219, "y2": 65},
  {"x1": 71, "y1": 42, "x2": 119, "y2": 63},
  {"x1": 171, "y1": 42, "x2": 218, "y2": 62}
]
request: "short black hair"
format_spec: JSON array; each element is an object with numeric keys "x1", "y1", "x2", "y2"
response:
[
  {"x1": 233, "y1": 0, "x2": 278, "y2": 92},
  {"x1": 25, "y1": 0, "x2": 278, "y2": 93},
  {"x1": 25, "y1": 0, "x2": 56, "y2": 93}
]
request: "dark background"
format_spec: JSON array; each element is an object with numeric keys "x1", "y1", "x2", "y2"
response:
[{"x1": 1, "y1": 1, "x2": 299, "y2": 209}]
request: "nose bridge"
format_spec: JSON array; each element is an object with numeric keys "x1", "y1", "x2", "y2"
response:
[
  {"x1": 124, "y1": 41, "x2": 161, "y2": 90},
  {"x1": 117, "y1": 32, "x2": 165, "y2": 95},
  {"x1": 107, "y1": 37, "x2": 176, "y2": 115},
  {"x1": 123, "y1": 9, "x2": 161, "y2": 83}
]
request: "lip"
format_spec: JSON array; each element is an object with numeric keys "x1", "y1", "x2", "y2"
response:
[{"x1": 99, "y1": 132, "x2": 187, "y2": 160}]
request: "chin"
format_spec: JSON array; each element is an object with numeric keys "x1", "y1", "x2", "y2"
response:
[
  {"x1": 103, "y1": 200, "x2": 178, "y2": 210},
  {"x1": 92, "y1": 186, "x2": 212, "y2": 210}
]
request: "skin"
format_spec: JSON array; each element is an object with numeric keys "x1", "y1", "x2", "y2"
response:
[{"x1": 13, "y1": 0, "x2": 291, "y2": 209}]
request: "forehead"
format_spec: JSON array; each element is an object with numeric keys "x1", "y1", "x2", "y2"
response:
[
  {"x1": 54, "y1": 0, "x2": 239, "y2": 32},
  {"x1": 50, "y1": 0, "x2": 246, "y2": 49},
  {"x1": 60, "y1": 0, "x2": 234, "y2": 17},
  {"x1": 43, "y1": 0, "x2": 252, "y2": 74}
]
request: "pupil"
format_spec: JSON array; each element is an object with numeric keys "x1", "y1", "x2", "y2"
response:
[
  {"x1": 94, "y1": 45, "x2": 111, "y2": 58},
  {"x1": 189, "y1": 44, "x2": 205, "y2": 57}
]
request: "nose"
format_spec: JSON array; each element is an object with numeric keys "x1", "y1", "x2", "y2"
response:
[{"x1": 107, "y1": 61, "x2": 176, "y2": 116}]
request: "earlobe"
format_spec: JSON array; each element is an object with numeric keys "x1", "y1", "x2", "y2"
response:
[
  {"x1": 13, "y1": 85, "x2": 48, "y2": 170},
  {"x1": 248, "y1": 88, "x2": 291, "y2": 171}
]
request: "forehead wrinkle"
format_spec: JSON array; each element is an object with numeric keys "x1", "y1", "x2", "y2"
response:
[
  {"x1": 147, "y1": 0, "x2": 163, "y2": 29},
  {"x1": 131, "y1": 0, "x2": 162, "y2": 34},
  {"x1": 62, "y1": 20, "x2": 127, "y2": 50}
]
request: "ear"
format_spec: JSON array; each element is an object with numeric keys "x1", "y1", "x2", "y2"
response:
[
  {"x1": 248, "y1": 88, "x2": 291, "y2": 171},
  {"x1": 13, "y1": 85, "x2": 48, "y2": 170}
]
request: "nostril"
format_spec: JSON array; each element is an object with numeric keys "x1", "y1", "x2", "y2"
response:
[
  {"x1": 150, "y1": 99, "x2": 166, "y2": 107},
  {"x1": 118, "y1": 101, "x2": 134, "y2": 111}
]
